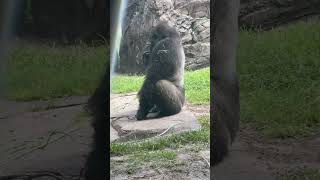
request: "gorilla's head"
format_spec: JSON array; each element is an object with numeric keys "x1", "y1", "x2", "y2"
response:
[{"x1": 149, "y1": 21, "x2": 180, "y2": 49}]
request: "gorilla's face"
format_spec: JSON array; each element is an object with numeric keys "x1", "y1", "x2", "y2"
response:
[{"x1": 149, "y1": 22, "x2": 180, "y2": 50}]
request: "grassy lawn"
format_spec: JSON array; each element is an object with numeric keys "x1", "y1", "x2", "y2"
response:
[
  {"x1": 238, "y1": 22, "x2": 320, "y2": 138},
  {"x1": 279, "y1": 169, "x2": 320, "y2": 180},
  {"x1": 6, "y1": 44, "x2": 108, "y2": 101},
  {"x1": 112, "y1": 67, "x2": 210, "y2": 105}
]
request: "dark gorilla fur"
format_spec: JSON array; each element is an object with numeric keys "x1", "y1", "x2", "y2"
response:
[
  {"x1": 211, "y1": 0, "x2": 240, "y2": 166},
  {"x1": 136, "y1": 22, "x2": 186, "y2": 120},
  {"x1": 84, "y1": 66, "x2": 108, "y2": 179}
]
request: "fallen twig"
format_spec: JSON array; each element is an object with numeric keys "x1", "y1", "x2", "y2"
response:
[
  {"x1": 14, "y1": 128, "x2": 80, "y2": 160},
  {"x1": 200, "y1": 154, "x2": 210, "y2": 167},
  {"x1": 0, "y1": 128, "x2": 80, "y2": 168},
  {"x1": 0, "y1": 171, "x2": 64, "y2": 180},
  {"x1": 157, "y1": 122, "x2": 183, "y2": 137},
  {"x1": 44, "y1": 102, "x2": 87, "y2": 110}
]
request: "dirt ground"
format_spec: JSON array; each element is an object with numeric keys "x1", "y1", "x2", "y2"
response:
[
  {"x1": 0, "y1": 97, "x2": 319, "y2": 180},
  {"x1": 214, "y1": 127, "x2": 320, "y2": 180},
  {"x1": 0, "y1": 96, "x2": 91, "y2": 180}
]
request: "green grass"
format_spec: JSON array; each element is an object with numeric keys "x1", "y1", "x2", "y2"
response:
[
  {"x1": 111, "y1": 116, "x2": 209, "y2": 173},
  {"x1": 111, "y1": 116, "x2": 209, "y2": 155},
  {"x1": 112, "y1": 68, "x2": 210, "y2": 105},
  {"x1": 114, "y1": 150, "x2": 178, "y2": 174},
  {"x1": 111, "y1": 76, "x2": 144, "y2": 93},
  {"x1": 279, "y1": 169, "x2": 320, "y2": 180},
  {"x1": 7, "y1": 44, "x2": 108, "y2": 101},
  {"x1": 185, "y1": 68, "x2": 210, "y2": 104},
  {"x1": 238, "y1": 21, "x2": 320, "y2": 138}
]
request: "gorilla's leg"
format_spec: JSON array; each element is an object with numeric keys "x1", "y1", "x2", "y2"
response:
[
  {"x1": 154, "y1": 80, "x2": 184, "y2": 117},
  {"x1": 84, "y1": 68, "x2": 108, "y2": 179},
  {"x1": 137, "y1": 79, "x2": 157, "y2": 120},
  {"x1": 137, "y1": 80, "x2": 184, "y2": 120},
  {"x1": 211, "y1": 0, "x2": 240, "y2": 165}
]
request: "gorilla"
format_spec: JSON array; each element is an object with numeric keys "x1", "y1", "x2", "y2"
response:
[
  {"x1": 84, "y1": 66, "x2": 108, "y2": 180},
  {"x1": 211, "y1": 0, "x2": 240, "y2": 166},
  {"x1": 136, "y1": 22, "x2": 185, "y2": 120}
]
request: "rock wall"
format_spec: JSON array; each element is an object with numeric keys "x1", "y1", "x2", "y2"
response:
[
  {"x1": 239, "y1": 0, "x2": 320, "y2": 30},
  {"x1": 117, "y1": 0, "x2": 320, "y2": 74},
  {"x1": 117, "y1": 0, "x2": 210, "y2": 74}
]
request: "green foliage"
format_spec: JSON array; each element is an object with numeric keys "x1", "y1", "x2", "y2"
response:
[
  {"x1": 238, "y1": 22, "x2": 320, "y2": 137},
  {"x1": 123, "y1": 150, "x2": 177, "y2": 174},
  {"x1": 279, "y1": 169, "x2": 320, "y2": 180},
  {"x1": 7, "y1": 44, "x2": 108, "y2": 101},
  {"x1": 111, "y1": 68, "x2": 210, "y2": 105},
  {"x1": 111, "y1": 130, "x2": 209, "y2": 155},
  {"x1": 185, "y1": 68, "x2": 210, "y2": 105},
  {"x1": 111, "y1": 76, "x2": 144, "y2": 94}
]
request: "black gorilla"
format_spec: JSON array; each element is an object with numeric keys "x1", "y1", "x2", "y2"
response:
[
  {"x1": 136, "y1": 22, "x2": 186, "y2": 120},
  {"x1": 84, "y1": 66, "x2": 108, "y2": 179},
  {"x1": 211, "y1": 0, "x2": 240, "y2": 166}
]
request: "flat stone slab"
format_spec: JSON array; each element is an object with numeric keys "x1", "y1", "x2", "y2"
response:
[
  {"x1": 0, "y1": 103, "x2": 91, "y2": 177},
  {"x1": 110, "y1": 93, "x2": 201, "y2": 141},
  {"x1": 110, "y1": 126, "x2": 119, "y2": 142},
  {"x1": 0, "y1": 96, "x2": 88, "y2": 118}
]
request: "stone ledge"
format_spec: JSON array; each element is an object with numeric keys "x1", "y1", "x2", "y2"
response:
[{"x1": 110, "y1": 93, "x2": 201, "y2": 141}]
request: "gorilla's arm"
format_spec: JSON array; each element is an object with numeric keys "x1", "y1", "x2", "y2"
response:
[
  {"x1": 211, "y1": 0, "x2": 240, "y2": 165},
  {"x1": 136, "y1": 79, "x2": 155, "y2": 120},
  {"x1": 84, "y1": 65, "x2": 108, "y2": 179}
]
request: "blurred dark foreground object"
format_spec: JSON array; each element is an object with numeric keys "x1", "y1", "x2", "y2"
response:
[
  {"x1": 2, "y1": 0, "x2": 108, "y2": 44},
  {"x1": 0, "y1": 0, "x2": 26, "y2": 97}
]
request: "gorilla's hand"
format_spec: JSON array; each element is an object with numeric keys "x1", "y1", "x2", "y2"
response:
[
  {"x1": 136, "y1": 109, "x2": 146, "y2": 120},
  {"x1": 142, "y1": 51, "x2": 151, "y2": 66}
]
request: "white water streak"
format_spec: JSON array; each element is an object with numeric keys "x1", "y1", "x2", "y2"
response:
[{"x1": 110, "y1": 0, "x2": 128, "y2": 91}]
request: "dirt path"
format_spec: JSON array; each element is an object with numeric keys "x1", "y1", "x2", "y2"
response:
[
  {"x1": 213, "y1": 125, "x2": 320, "y2": 180},
  {"x1": 0, "y1": 97, "x2": 91, "y2": 180}
]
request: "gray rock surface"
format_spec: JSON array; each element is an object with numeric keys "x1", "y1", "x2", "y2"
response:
[
  {"x1": 110, "y1": 93, "x2": 201, "y2": 141},
  {"x1": 116, "y1": 0, "x2": 320, "y2": 74},
  {"x1": 239, "y1": 0, "x2": 320, "y2": 30},
  {"x1": 0, "y1": 96, "x2": 88, "y2": 118},
  {"x1": 117, "y1": 0, "x2": 210, "y2": 74},
  {"x1": 110, "y1": 125, "x2": 120, "y2": 142}
]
